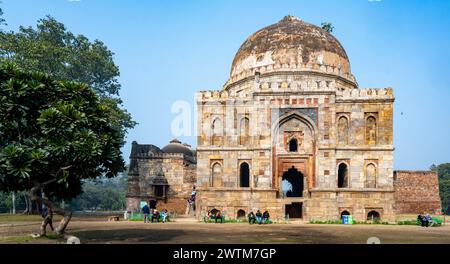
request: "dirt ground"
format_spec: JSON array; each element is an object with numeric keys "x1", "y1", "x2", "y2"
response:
[{"x1": 1, "y1": 214, "x2": 450, "y2": 244}]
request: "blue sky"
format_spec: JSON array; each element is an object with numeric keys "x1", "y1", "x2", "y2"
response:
[{"x1": 2, "y1": 0, "x2": 450, "y2": 170}]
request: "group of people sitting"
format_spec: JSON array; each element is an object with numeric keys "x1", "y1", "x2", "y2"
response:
[
  {"x1": 142, "y1": 204, "x2": 168, "y2": 223},
  {"x1": 248, "y1": 210, "x2": 270, "y2": 225},
  {"x1": 204, "y1": 210, "x2": 224, "y2": 223},
  {"x1": 417, "y1": 213, "x2": 436, "y2": 227}
]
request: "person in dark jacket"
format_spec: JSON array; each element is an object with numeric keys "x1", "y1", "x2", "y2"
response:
[
  {"x1": 215, "y1": 211, "x2": 223, "y2": 223},
  {"x1": 152, "y1": 209, "x2": 160, "y2": 223},
  {"x1": 142, "y1": 204, "x2": 150, "y2": 223},
  {"x1": 248, "y1": 211, "x2": 256, "y2": 224},
  {"x1": 262, "y1": 211, "x2": 270, "y2": 224},
  {"x1": 41, "y1": 206, "x2": 54, "y2": 231}
]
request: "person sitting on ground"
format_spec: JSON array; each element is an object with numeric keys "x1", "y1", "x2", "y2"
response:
[
  {"x1": 248, "y1": 211, "x2": 256, "y2": 225},
  {"x1": 142, "y1": 204, "x2": 150, "y2": 223},
  {"x1": 255, "y1": 210, "x2": 263, "y2": 225},
  {"x1": 215, "y1": 211, "x2": 223, "y2": 224},
  {"x1": 161, "y1": 209, "x2": 168, "y2": 223},
  {"x1": 425, "y1": 213, "x2": 433, "y2": 227},
  {"x1": 262, "y1": 210, "x2": 270, "y2": 224},
  {"x1": 418, "y1": 213, "x2": 429, "y2": 227},
  {"x1": 203, "y1": 210, "x2": 212, "y2": 222},
  {"x1": 152, "y1": 209, "x2": 160, "y2": 223},
  {"x1": 417, "y1": 214, "x2": 425, "y2": 227}
]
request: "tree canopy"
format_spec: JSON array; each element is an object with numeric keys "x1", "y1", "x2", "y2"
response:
[
  {"x1": 0, "y1": 15, "x2": 135, "y2": 138},
  {"x1": 0, "y1": 63, "x2": 126, "y2": 201},
  {"x1": 0, "y1": 16, "x2": 121, "y2": 96}
]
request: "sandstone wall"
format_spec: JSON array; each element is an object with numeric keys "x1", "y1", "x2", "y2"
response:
[
  {"x1": 307, "y1": 190, "x2": 396, "y2": 222},
  {"x1": 394, "y1": 171, "x2": 442, "y2": 214}
]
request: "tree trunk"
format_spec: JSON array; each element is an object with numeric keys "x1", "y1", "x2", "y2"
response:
[
  {"x1": 23, "y1": 192, "x2": 29, "y2": 214},
  {"x1": 53, "y1": 207, "x2": 72, "y2": 235},
  {"x1": 23, "y1": 192, "x2": 33, "y2": 214},
  {"x1": 30, "y1": 186, "x2": 72, "y2": 236},
  {"x1": 12, "y1": 192, "x2": 16, "y2": 215},
  {"x1": 23, "y1": 191, "x2": 42, "y2": 215}
]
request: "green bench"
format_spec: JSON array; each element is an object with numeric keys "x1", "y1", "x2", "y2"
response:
[
  {"x1": 130, "y1": 212, "x2": 170, "y2": 222},
  {"x1": 417, "y1": 216, "x2": 442, "y2": 226},
  {"x1": 203, "y1": 215, "x2": 225, "y2": 223}
]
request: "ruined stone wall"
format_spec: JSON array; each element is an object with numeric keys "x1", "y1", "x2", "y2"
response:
[
  {"x1": 196, "y1": 189, "x2": 282, "y2": 220},
  {"x1": 155, "y1": 197, "x2": 187, "y2": 215},
  {"x1": 307, "y1": 191, "x2": 396, "y2": 222},
  {"x1": 394, "y1": 171, "x2": 442, "y2": 214},
  {"x1": 126, "y1": 148, "x2": 197, "y2": 212}
]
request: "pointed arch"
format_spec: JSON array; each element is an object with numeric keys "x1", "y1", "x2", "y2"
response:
[
  {"x1": 211, "y1": 162, "x2": 223, "y2": 187},
  {"x1": 239, "y1": 162, "x2": 250, "y2": 187},
  {"x1": 365, "y1": 163, "x2": 377, "y2": 188},
  {"x1": 239, "y1": 117, "x2": 250, "y2": 145},
  {"x1": 337, "y1": 163, "x2": 349, "y2": 188},
  {"x1": 211, "y1": 117, "x2": 223, "y2": 146},
  {"x1": 337, "y1": 116, "x2": 349, "y2": 145},
  {"x1": 272, "y1": 111, "x2": 317, "y2": 146},
  {"x1": 365, "y1": 116, "x2": 377, "y2": 145}
]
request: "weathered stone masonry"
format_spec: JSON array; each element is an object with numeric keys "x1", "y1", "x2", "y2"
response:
[
  {"x1": 394, "y1": 171, "x2": 441, "y2": 214},
  {"x1": 126, "y1": 16, "x2": 441, "y2": 222}
]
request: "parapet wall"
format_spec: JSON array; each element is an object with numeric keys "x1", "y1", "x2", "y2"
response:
[
  {"x1": 197, "y1": 86, "x2": 394, "y2": 102},
  {"x1": 394, "y1": 171, "x2": 442, "y2": 214}
]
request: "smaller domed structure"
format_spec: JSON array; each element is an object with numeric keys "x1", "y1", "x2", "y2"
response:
[{"x1": 162, "y1": 139, "x2": 194, "y2": 157}]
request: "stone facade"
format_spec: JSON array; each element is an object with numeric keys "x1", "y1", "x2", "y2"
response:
[
  {"x1": 126, "y1": 140, "x2": 196, "y2": 214},
  {"x1": 194, "y1": 16, "x2": 399, "y2": 222},
  {"x1": 394, "y1": 171, "x2": 442, "y2": 214},
  {"x1": 127, "y1": 16, "x2": 441, "y2": 222}
]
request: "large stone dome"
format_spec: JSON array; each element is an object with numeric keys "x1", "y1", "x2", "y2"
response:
[{"x1": 230, "y1": 15, "x2": 353, "y2": 83}]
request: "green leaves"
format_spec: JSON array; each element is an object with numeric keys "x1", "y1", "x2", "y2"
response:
[
  {"x1": 0, "y1": 144, "x2": 32, "y2": 179},
  {"x1": 0, "y1": 15, "x2": 121, "y2": 97},
  {"x1": 0, "y1": 14, "x2": 133, "y2": 202},
  {"x1": 0, "y1": 64, "x2": 126, "y2": 200},
  {"x1": 434, "y1": 163, "x2": 450, "y2": 214}
]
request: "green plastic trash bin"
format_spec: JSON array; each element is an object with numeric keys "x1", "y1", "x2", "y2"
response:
[{"x1": 348, "y1": 215, "x2": 353, "y2": 224}]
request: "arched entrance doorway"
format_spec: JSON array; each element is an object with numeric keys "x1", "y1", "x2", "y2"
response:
[
  {"x1": 340, "y1": 210, "x2": 350, "y2": 218},
  {"x1": 281, "y1": 166, "x2": 304, "y2": 197},
  {"x1": 237, "y1": 209, "x2": 246, "y2": 219},
  {"x1": 367, "y1": 211, "x2": 381, "y2": 221}
]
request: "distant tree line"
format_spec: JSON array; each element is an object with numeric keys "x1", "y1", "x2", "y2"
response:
[
  {"x1": 431, "y1": 163, "x2": 450, "y2": 214},
  {"x1": 67, "y1": 172, "x2": 128, "y2": 211},
  {"x1": 0, "y1": 172, "x2": 127, "y2": 213}
]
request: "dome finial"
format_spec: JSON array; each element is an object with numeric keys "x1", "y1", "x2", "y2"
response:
[
  {"x1": 170, "y1": 138, "x2": 181, "y2": 144},
  {"x1": 281, "y1": 15, "x2": 300, "y2": 22}
]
